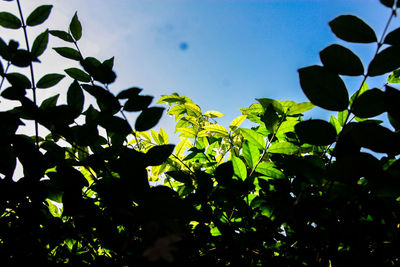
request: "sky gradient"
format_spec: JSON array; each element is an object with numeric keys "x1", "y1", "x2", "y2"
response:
[{"x1": 0, "y1": 0, "x2": 394, "y2": 141}]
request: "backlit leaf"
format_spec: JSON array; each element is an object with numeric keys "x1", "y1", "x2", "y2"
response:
[
  {"x1": 175, "y1": 138, "x2": 191, "y2": 156},
  {"x1": 231, "y1": 156, "x2": 247, "y2": 180},
  {"x1": 204, "y1": 110, "x2": 224, "y2": 118},
  {"x1": 329, "y1": 15, "x2": 377, "y2": 43},
  {"x1": 26, "y1": 5, "x2": 52, "y2": 26},
  {"x1": 240, "y1": 128, "x2": 265, "y2": 150},
  {"x1": 286, "y1": 102, "x2": 315, "y2": 115},
  {"x1": 268, "y1": 142, "x2": 299, "y2": 155},
  {"x1": 229, "y1": 115, "x2": 247, "y2": 131},
  {"x1": 203, "y1": 124, "x2": 229, "y2": 138},
  {"x1": 242, "y1": 141, "x2": 260, "y2": 169},
  {"x1": 298, "y1": 65, "x2": 349, "y2": 111},
  {"x1": 277, "y1": 120, "x2": 299, "y2": 135},
  {"x1": 255, "y1": 162, "x2": 285, "y2": 179},
  {"x1": 330, "y1": 115, "x2": 341, "y2": 134},
  {"x1": 388, "y1": 69, "x2": 400, "y2": 83}
]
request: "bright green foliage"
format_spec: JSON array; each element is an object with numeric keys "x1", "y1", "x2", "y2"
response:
[{"x1": 1, "y1": 0, "x2": 400, "y2": 266}]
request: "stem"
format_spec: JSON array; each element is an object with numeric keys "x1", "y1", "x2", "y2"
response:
[
  {"x1": 16, "y1": 0, "x2": 39, "y2": 148},
  {"x1": 0, "y1": 62, "x2": 11, "y2": 91}
]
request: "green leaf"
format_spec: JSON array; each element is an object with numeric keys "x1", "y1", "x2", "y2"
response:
[
  {"x1": 229, "y1": 115, "x2": 247, "y2": 131},
  {"x1": 319, "y1": 44, "x2": 364, "y2": 76},
  {"x1": 242, "y1": 141, "x2": 260, "y2": 169},
  {"x1": 255, "y1": 162, "x2": 285, "y2": 179},
  {"x1": 49, "y1": 30, "x2": 74, "y2": 43},
  {"x1": 231, "y1": 156, "x2": 247, "y2": 180},
  {"x1": 159, "y1": 128, "x2": 169, "y2": 144},
  {"x1": 53, "y1": 47, "x2": 82, "y2": 61},
  {"x1": 175, "y1": 138, "x2": 191, "y2": 156},
  {"x1": 185, "y1": 103, "x2": 202, "y2": 117},
  {"x1": 268, "y1": 142, "x2": 299, "y2": 155},
  {"x1": 298, "y1": 65, "x2": 349, "y2": 111},
  {"x1": 64, "y1": 68, "x2": 90, "y2": 82},
  {"x1": 328, "y1": 15, "x2": 377, "y2": 43},
  {"x1": 368, "y1": 46, "x2": 400, "y2": 77},
  {"x1": 204, "y1": 110, "x2": 224, "y2": 118},
  {"x1": 277, "y1": 120, "x2": 299, "y2": 135},
  {"x1": 330, "y1": 115, "x2": 341, "y2": 134},
  {"x1": 240, "y1": 128, "x2": 265, "y2": 150},
  {"x1": 69, "y1": 12, "x2": 82, "y2": 41},
  {"x1": 146, "y1": 144, "x2": 175, "y2": 166},
  {"x1": 178, "y1": 127, "x2": 197, "y2": 138},
  {"x1": 31, "y1": 29, "x2": 49, "y2": 58},
  {"x1": 40, "y1": 94, "x2": 59, "y2": 110},
  {"x1": 36, "y1": 73, "x2": 65, "y2": 88},
  {"x1": 26, "y1": 5, "x2": 52, "y2": 26},
  {"x1": 337, "y1": 109, "x2": 348, "y2": 126},
  {"x1": 286, "y1": 102, "x2": 315, "y2": 115},
  {"x1": 256, "y1": 98, "x2": 284, "y2": 115},
  {"x1": 388, "y1": 69, "x2": 400, "y2": 83},
  {"x1": 6, "y1": 73, "x2": 31, "y2": 89},
  {"x1": 352, "y1": 88, "x2": 385, "y2": 118},
  {"x1": 203, "y1": 124, "x2": 229, "y2": 138},
  {"x1": 0, "y1": 12, "x2": 21, "y2": 29},
  {"x1": 350, "y1": 82, "x2": 369, "y2": 106},
  {"x1": 67, "y1": 80, "x2": 84, "y2": 114},
  {"x1": 261, "y1": 105, "x2": 279, "y2": 132},
  {"x1": 135, "y1": 107, "x2": 164, "y2": 131},
  {"x1": 295, "y1": 119, "x2": 337, "y2": 146}
]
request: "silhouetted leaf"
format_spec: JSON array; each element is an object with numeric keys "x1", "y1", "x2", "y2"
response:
[
  {"x1": 103, "y1": 56, "x2": 114, "y2": 69},
  {"x1": 329, "y1": 15, "x2": 377, "y2": 43},
  {"x1": 69, "y1": 12, "x2": 82, "y2": 41},
  {"x1": 26, "y1": 5, "x2": 52, "y2": 26},
  {"x1": 6, "y1": 73, "x2": 31, "y2": 88},
  {"x1": 368, "y1": 46, "x2": 400, "y2": 76},
  {"x1": 135, "y1": 107, "x2": 164, "y2": 131},
  {"x1": 256, "y1": 98, "x2": 284, "y2": 114},
  {"x1": 82, "y1": 84, "x2": 120, "y2": 114},
  {"x1": 64, "y1": 67, "x2": 90, "y2": 82},
  {"x1": 124, "y1": 95, "x2": 153, "y2": 112},
  {"x1": 1, "y1": 86, "x2": 25, "y2": 100},
  {"x1": 49, "y1": 30, "x2": 74, "y2": 42},
  {"x1": 0, "y1": 12, "x2": 21, "y2": 29},
  {"x1": 36, "y1": 73, "x2": 65, "y2": 88},
  {"x1": 319, "y1": 44, "x2": 364, "y2": 76},
  {"x1": 385, "y1": 85, "x2": 400, "y2": 122},
  {"x1": 298, "y1": 65, "x2": 349, "y2": 111},
  {"x1": 67, "y1": 80, "x2": 84, "y2": 115},
  {"x1": 53, "y1": 47, "x2": 82, "y2": 61},
  {"x1": 145, "y1": 144, "x2": 175, "y2": 166},
  {"x1": 31, "y1": 29, "x2": 49, "y2": 58},
  {"x1": 81, "y1": 57, "x2": 116, "y2": 84},
  {"x1": 295, "y1": 119, "x2": 337, "y2": 146},
  {"x1": 352, "y1": 88, "x2": 385, "y2": 118},
  {"x1": 117, "y1": 87, "x2": 142, "y2": 99},
  {"x1": 166, "y1": 171, "x2": 192, "y2": 185},
  {"x1": 40, "y1": 94, "x2": 59, "y2": 110},
  {"x1": 380, "y1": 0, "x2": 396, "y2": 8},
  {"x1": 10, "y1": 49, "x2": 32, "y2": 67}
]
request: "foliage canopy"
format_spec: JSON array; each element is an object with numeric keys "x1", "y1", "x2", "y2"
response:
[{"x1": 0, "y1": 0, "x2": 400, "y2": 266}]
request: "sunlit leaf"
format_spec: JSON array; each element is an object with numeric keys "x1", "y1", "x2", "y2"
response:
[
  {"x1": 255, "y1": 162, "x2": 285, "y2": 179},
  {"x1": 268, "y1": 142, "x2": 299, "y2": 155},
  {"x1": 240, "y1": 128, "x2": 265, "y2": 150},
  {"x1": 203, "y1": 124, "x2": 229, "y2": 138},
  {"x1": 231, "y1": 155, "x2": 247, "y2": 180},
  {"x1": 242, "y1": 141, "x2": 260, "y2": 169},
  {"x1": 330, "y1": 115, "x2": 341, "y2": 134},
  {"x1": 204, "y1": 110, "x2": 224, "y2": 118},
  {"x1": 229, "y1": 115, "x2": 247, "y2": 131},
  {"x1": 277, "y1": 120, "x2": 299, "y2": 135},
  {"x1": 286, "y1": 102, "x2": 315, "y2": 115}
]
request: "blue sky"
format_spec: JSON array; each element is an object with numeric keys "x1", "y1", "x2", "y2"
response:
[{"x1": 0, "y1": 0, "x2": 394, "y2": 141}]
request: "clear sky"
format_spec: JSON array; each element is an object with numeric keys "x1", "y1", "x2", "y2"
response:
[{"x1": 0, "y1": 0, "x2": 394, "y2": 141}]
